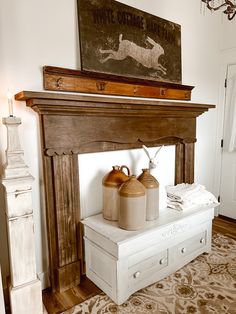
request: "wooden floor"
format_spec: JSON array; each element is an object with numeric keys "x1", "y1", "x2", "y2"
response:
[
  {"x1": 212, "y1": 215, "x2": 236, "y2": 239},
  {"x1": 42, "y1": 276, "x2": 101, "y2": 314},
  {"x1": 43, "y1": 215, "x2": 236, "y2": 314}
]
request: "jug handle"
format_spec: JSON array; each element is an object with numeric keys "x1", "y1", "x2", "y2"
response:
[{"x1": 121, "y1": 165, "x2": 130, "y2": 176}]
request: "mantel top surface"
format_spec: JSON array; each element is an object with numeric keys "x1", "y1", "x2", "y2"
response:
[
  {"x1": 82, "y1": 205, "x2": 216, "y2": 245},
  {"x1": 15, "y1": 90, "x2": 215, "y2": 110}
]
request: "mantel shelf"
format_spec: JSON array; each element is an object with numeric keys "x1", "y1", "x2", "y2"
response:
[
  {"x1": 15, "y1": 90, "x2": 214, "y2": 118},
  {"x1": 43, "y1": 66, "x2": 194, "y2": 101}
]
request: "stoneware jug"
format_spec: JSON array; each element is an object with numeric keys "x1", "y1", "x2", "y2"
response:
[
  {"x1": 137, "y1": 169, "x2": 159, "y2": 220},
  {"x1": 118, "y1": 175, "x2": 146, "y2": 230},
  {"x1": 102, "y1": 165, "x2": 130, "y2": 221}
]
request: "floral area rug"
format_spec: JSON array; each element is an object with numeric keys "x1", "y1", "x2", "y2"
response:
[{"x1": 63, "y1": 234, "x2": 236, "y2": 314}]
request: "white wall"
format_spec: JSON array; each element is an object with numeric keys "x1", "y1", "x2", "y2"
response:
[
  {"x1": 79, "y1": 146, "x2": 176, "y2": 218},
  {"x1": 220, "y1": 12, "x2": 236, "y2": 51},
  {"x1": 0, "y1": 0, "x2": 222, "y2": 290}
]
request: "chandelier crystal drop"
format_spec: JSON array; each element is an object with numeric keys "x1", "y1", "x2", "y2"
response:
[{"x1": 201, "y1": 0, "x2": 236, "y2": 20}]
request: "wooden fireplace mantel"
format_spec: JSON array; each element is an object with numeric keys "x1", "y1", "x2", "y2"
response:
[{"x1": 15, "y1": 90, "x2": 215, "y2": 292}]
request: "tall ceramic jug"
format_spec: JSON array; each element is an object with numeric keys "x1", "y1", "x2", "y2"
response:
[
  {"x1": 118, "y1": 175, "x2": 146, "y2": 230},
  {"x1": 102, "y1": 165, "x2": 130, "y2": 221},
  {"x1": 137, "y1": 169, "x2": 159, "y2": 220}
]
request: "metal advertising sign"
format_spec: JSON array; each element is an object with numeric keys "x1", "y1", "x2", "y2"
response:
[{"x1": 77, "y1": 0, "x2": 182, "y2": 84}]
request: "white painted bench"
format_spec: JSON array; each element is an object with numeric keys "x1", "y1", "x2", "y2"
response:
[{"x1": 82, "y1": 205, "x2": 215, "y2": 305}]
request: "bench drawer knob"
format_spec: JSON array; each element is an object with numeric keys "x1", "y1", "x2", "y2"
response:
[
  {"x1": 181, "y1": 247, "x2": 186, "y2": 254},
  {"x1": 133, "y1": 271, "x2": 141, "y2": 279}
]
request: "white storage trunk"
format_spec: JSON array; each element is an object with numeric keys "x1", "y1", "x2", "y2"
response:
[{"x1": 82, "y1": 205, "x2": 215, "y2": 305}]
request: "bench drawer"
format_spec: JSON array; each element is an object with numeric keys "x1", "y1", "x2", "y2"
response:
[
  {"x1": 172, "y1": 231, "x2": 207, "y2": 260},
  {"x1": 128, "y1": 249, "x2": 168, "y2": 288}
]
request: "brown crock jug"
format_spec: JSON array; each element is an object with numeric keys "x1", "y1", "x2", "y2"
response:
[
  {"x1": 118, "y1": 175, "x2": 146, "y2": 231},
  {"x1": 102, "y1": 165, "x2": 130, "y2": 221},
  {"x1": 137, "y1": 169, "x2": 159, "y2": 221}
]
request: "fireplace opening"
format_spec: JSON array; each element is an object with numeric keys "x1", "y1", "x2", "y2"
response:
[{"x1": 79, "y1": 145, "x2": 175, "y2": 219}]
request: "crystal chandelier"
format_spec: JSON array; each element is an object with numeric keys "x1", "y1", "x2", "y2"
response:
[{"x1": 201, "y1": 0, "x2": 236, "y2": 20}]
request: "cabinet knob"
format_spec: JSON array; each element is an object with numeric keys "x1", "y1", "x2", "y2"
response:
[
  {"x1": 159, "y1": 258, "x2": 166, "y2": 265},
  {"x1": 133, "y1": 271, "x2": 141, "y2": 279},
  {"x1": 181, "y1": 247, "x2": 186, "y2": 254},
  {"x1": 200, "y1": 238, "x2": 205, "y2": 243}
]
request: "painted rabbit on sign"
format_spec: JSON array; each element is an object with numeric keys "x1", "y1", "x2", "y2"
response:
[{"x1": 100, "y1": 34, "x2": 167, "y2": 75}]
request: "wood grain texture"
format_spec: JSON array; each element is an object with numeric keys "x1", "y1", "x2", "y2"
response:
[
  {"x1": 53, "y1": 155, "x2": 79, "y2": 267},
  {"x1": 175, "y1": 142, "x2": 184, "y2": 184},
  {"x1": 175, "y1": 141, "x2": 194, "y2": 184},
  {"x1": 53, "y1": 154, "x2": 81, "y2": 291},
  {"x1": 56, "y1": 261, "x2": 81, "y2": 292},
  {"x1": 43, "y1": 66, "x2": 194, "y2": 101},
  {"x1": 43, "y1": 154, "x2": 81, "y2": 292},
  {"x1": 43, "y1": 156, "x2": 58, "y2": 290},
  {"x1": 16, "y1": 90, "x2": 214, "y2": 292},
  {"x1": 184, "y1": 142, "x2": 195, "y2": 183},
  {"x1": 42, "y1": 115, "x2": 197, "y2": 154},
  {"x1": 15, "y1": 90, "x2": 214, "y2": 112},
  {"x1": 43, "y1": 276, "x2": 101, "y2": 314},
  {"x1": 212, "y1": 215, "x2": 236, "y2": 240}
]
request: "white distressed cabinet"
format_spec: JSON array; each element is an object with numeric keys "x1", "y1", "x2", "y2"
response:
[{"x1": 82, "y1": 205, "x2": 215, "y2": 305}]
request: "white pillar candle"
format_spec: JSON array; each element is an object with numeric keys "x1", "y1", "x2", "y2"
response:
[{"x1": 7, "y1": 90, "x2": 14, "y2": 117}]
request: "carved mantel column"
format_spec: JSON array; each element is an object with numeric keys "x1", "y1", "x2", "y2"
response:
[
  {"x1": 1, "y1": 117, "x2": 43, "y2": 314},
  {"x1": 175, "y1": 141, "x2": 195, "y2": 184}
]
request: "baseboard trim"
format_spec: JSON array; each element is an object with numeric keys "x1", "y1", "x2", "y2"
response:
[
  {"x1": 218, "y1": 214, "x2": 236, "y2": 223},
  {"x1": 38, "y1": 271, "x2": 50, "y2": 290}
]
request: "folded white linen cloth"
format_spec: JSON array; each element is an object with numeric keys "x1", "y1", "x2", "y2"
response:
[
  {"x1": 166, "y1": 183, "x2": 205, "y2": 201},
  {"x1": 166, "y1": 183, "x2": 219, "y2": 211},
  {"x1": 166, "y1": 200, "x2": 196, "y2": 211}
]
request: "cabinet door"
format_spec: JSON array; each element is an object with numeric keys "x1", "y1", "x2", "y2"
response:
[
  {"x1": 84, "y1": 238, "x2": 117, "y2": 300},
  {"x1": 220, "y1": 63, "x2": 236, "y2": 219}
]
